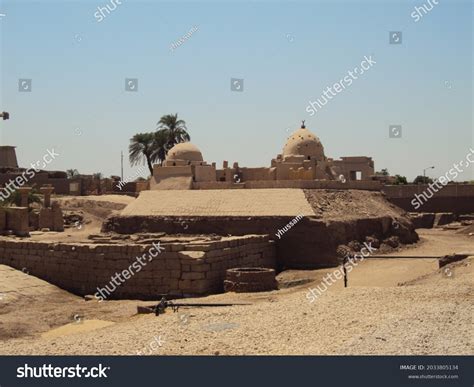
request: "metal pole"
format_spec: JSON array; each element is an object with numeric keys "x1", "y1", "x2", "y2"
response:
[{"x1": 121, "y1": 151, "x2": 124, "y2": 181}]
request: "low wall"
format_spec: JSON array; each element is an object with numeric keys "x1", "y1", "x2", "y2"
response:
[
  {"x1": 193, "y1": 180, "x2": 382, "y2": 190},
  {"x1": 0, "y1": 173, "x2": 70, "y2": 194},
  {"x1": 383, "y1": 184, "x2": 474, "y2": 214},
  {"x1": 0, "y1": 236, "x2": 275, "y2": 299},
  {"x1": 103, "y1": 215, "x2": 418, "y2": 269}
]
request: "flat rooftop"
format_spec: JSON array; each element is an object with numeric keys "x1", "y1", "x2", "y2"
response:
[{"x1": 120, "y1": 189, "x2": 316, "y2": 217}]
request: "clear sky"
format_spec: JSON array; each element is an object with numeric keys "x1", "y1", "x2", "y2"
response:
[{"x1": 0, "y1": 0, "x2": 472, "y2": 181}]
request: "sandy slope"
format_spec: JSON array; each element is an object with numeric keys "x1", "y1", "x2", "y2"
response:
[{"x1": 0, "y1": 230, "x2": 472, "y2": 356}]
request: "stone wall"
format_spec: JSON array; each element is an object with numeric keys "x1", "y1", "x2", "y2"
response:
[
  {"x1": 193, "y1": 180, "x2": 382, "y2": 190},
  {"x1": 0, "y1": 236, "x2": 275, "y2": 299},
  {"x1": 103, "y1": 215, "x2": 417, "y2": 269},
  {"x1": 383, "y1": 184, "x2": 474, "y2": 214},
  {"x1": 0, "y1": 173, "x2": 70, "y2": 194}
]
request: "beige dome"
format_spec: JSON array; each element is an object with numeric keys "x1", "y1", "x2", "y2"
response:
[
  {"x1": 282, "y1": 125, "x2": 325, "y2": 160},
  {"x1": 166, "y1": 142, "x2": 203, "y2": 162}
]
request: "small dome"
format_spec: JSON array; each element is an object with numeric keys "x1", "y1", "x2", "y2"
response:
[
  {"x1": 166, "y1": 142, "x2": 203, "y2": 162},
  {"x1": 282, "y1": 124, "x2": 325, "y2": 160}
]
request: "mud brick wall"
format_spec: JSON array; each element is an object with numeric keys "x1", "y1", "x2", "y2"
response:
[
  {"x1": 103, "y1": 215, "x2": 418, "y2": 269},
  {"x1": 0, "y1": 236, "x2": 275, "y2": 299},
  {"x1": 383, "y1": 184, "x2": 474, "y2": 214}
]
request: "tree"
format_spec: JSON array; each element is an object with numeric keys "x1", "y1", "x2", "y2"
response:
[
  {"x1": 376, "y1": 168, "x2": 389, "y2": 176},
  {"x1": 129, "y1": 133, "x2": 156, "y2": 175},
  {"x1": 157, "y1": 113, "x2": 190, "y2": 149},
  {"x1": 394, "y1": 175, "x2": 408, "y2": 185},
  {"x1": 152, "y1": 129, "x2": 170, "y2": 166},
  {"x1": 413, "y1": 175, "x2": 433, "y2": 184},
  {"x1": 93, "y1": 172, "x2": 103, "y2": 180},
  {"x1": 66, "y1": 169, "x2": 79, "y2": 178}
]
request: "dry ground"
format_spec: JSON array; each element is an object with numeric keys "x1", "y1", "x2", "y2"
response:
[{"x1": 0, "y1": 228, "x2": 472, "y2": 356}]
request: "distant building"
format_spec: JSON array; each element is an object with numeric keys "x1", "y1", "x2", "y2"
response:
[{"x1": 151, "y1": 123, "x2": 375, "y2": 189}]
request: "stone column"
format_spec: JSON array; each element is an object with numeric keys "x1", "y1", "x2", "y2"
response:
[
  {"x1": 17, "y1": 187, "x2": 32, "y2": 208},
  {"x1": 40, "y1": 185, "x2": 55, "y2": 208}
]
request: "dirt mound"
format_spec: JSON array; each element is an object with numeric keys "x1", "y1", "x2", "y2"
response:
[{"x1": 303, "y1": 189, "x2": 403, "y2": 220}]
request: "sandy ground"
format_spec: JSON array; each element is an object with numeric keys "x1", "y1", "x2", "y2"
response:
[{"x1": 0, "y1": 228, "x2": 472, "y2": 356}]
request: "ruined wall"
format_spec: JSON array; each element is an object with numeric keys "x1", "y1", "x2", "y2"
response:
[
  {"x1": 0, "y1": 236, "x2": 275, "y2": 299},
  {"x1": 0, "y1": 173, "x2": 70, "y2": 194},
  {"x1": 194, "y1": 165, "x2": 217, "y2": 182},
  {"x1": 192, "y1": 180, "x2": 382, "y2": 190},
  {"x1": 383, "y1": 184, "x2": 474, "y2": 214},
  {"x1": 288, "y1": 167, "x2": 314, "y2": 180},
  {"x1": 240, "y1": 167, "x2": 275, "y2": 181},
  {"x1": 103, "y1": 215, "x2": 416, "y2": 269}
]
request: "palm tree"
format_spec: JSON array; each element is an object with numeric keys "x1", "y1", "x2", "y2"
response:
[
  {"x1": 129, "y1": 133, "x2": 156, "y2": 175},
  {"x1": 152, "y1": 129, "x2": 170, "y2": 166},
  {"x1": 157, "y1": 113, "x2": 190, "y2": 149}
]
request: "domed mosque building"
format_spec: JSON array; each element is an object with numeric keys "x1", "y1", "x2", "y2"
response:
[{"x1": 151, "y1": 122, "x2": 375, "y2": 189}]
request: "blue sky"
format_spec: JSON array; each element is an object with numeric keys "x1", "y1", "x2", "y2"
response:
[{"x1": 0, "y1": 0, "x2": 472, "y2": 181}]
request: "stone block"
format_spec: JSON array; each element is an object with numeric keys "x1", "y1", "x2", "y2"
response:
[{"x1": 6, "y1": 207, "x2": 29, "y2": 236}]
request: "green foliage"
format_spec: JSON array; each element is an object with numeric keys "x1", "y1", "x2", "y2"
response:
[
  {"x1": 157, "y1": 113, "x2": 190, "y2": 149},
  {"x1": 394, "y1": 175, "x2": 408, "y2": 185},
  {"x1": 413, "y1": 175, "x2": 433, "y2": 184},
  {"x1": 130, "y1": 114, "x2": 191, "y2": 175},
  {"x1": 376, "y1": 168, "x2": 389, "y2": 176}
]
